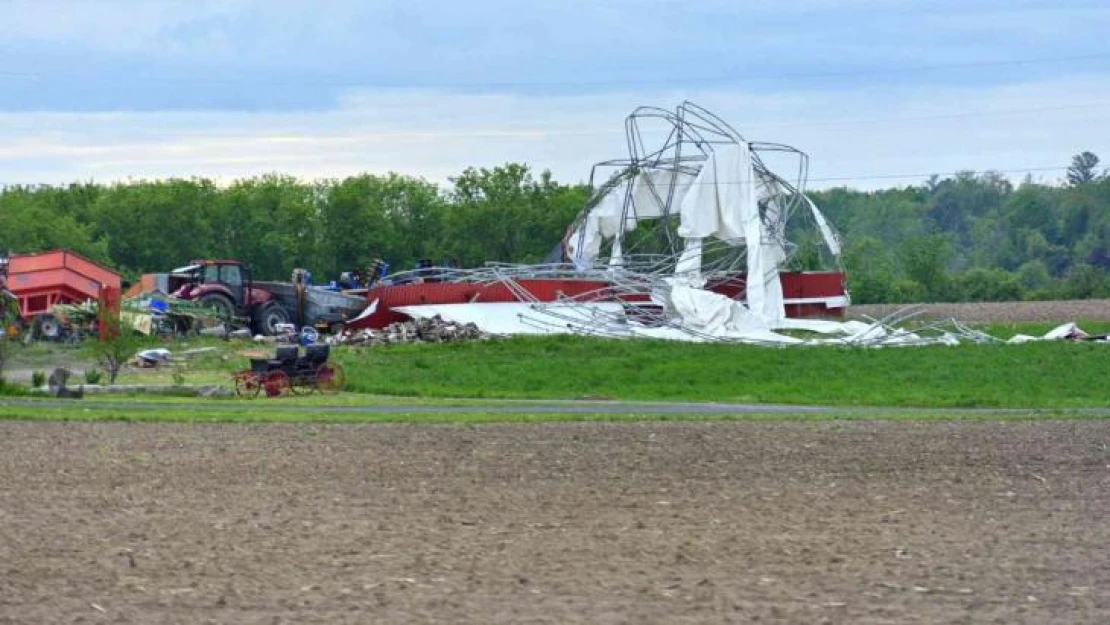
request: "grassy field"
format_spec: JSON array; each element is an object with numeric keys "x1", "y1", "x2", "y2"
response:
[
  {"x1": 3, "y1": 321, "x2": 1109, "y2": 409},
  {"x1": 336, "y1": 333, "x2": 1110, "y2": 408}
]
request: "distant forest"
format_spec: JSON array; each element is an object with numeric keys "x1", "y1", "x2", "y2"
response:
[{"x1": 1, "y1": 153, "x2": 1108, "y2": 304}]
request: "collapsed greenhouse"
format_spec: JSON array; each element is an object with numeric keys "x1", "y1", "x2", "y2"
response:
[{"x1": 348, "y1": 101, "x2": 889, "y2": 345}]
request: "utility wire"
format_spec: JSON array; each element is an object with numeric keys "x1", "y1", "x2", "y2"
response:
[
  {"x1": 808, "y1": 166, "x2": 1068, "y2": 184},
  {"x1": 1, "y1": 53, "x2": 1108, "y2": 88}
]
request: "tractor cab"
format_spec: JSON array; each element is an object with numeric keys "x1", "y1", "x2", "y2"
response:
[{"x1": 170, "y1": 260, "x2": 251, "y2": 306}]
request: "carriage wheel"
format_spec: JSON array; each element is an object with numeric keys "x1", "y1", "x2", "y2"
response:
[
  {"x1": 315, "y1": 362, "x2": 346, "y2": 395},
  {"x1": 289, "y1": 372, "x2": 313, "y2": 395},
  {"x1": 263, "y1": 370, "x2": 292, "y2": 398},
  {"x1": 233, "y1": 370, "x2": 262, "y2": 398}
]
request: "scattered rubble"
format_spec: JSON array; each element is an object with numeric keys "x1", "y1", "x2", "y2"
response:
[{"x1": 331, "y1": 315, "x2": 485, "y2": 346}]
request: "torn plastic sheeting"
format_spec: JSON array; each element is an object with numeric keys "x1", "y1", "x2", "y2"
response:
[
  {"x1": 663, "y1": 283, "x2": 769, "y2": 335},
  {"x1": 351, "y1": 298, "x2": 379, "y2": 322},
  {"x1": 804, "y1": 196, "x2": 842, "y2": 256},
  {"x1": 1007, "y1": 322, "x2": 1092, "y2": 343},
  {"x1": 394, "y1": 302, "x2": 628, "y2": 336},
  {"x1": 566, "y1": 213, "x2": 604, "y2": 269},
  {"x1": 677, "y1": 143, "x2": 750, "y2": 242},
  {"x1": 630, "y1": 169, "x2": 696, "y2": 220}
]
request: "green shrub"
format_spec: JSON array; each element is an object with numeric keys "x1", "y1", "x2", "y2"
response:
[
  {"x1": 31, "y1": 370, "x2": 46, "y2": 388},
  {"x1": 0, "y1": 377, "x2": 28, "y2": 397},
  {"x1": 84, "y1": 368, "x2": 103, "y2": 384}
]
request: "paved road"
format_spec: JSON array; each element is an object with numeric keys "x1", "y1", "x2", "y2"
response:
[{"x1": 1, "y1": 397, "x2": 1106, "y2": 416}]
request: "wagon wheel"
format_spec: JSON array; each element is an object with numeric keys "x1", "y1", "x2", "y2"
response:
[
  {"x1": 315, "y1": 362, "x2": 346, "y2": 395},
  {"x1": 233, "y1": 370, "x2": 261, "y2": 398},
  {"x1": 289, "y1": 371, "x2": 314, "y2": 395},
  {"x1": 263, "y1": 370, "x2": 292, "y2": 398}
]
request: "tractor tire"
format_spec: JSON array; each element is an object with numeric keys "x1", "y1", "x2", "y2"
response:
[
  {"x1": 197, "y1": 293, "x2": 236, "y2": 321},
  {"x1": 253, "y1": 302, "x2": 291, "y2": 336},
  {"x1": 33, "y1": 314, "x2": 64, "y2": 342}
]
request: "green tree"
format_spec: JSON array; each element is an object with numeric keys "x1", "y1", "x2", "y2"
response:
[
  {"x1": 1066, "y1": 151, "x2": 1101, "y2": 186},
  {"x1": 89, "y1": 179, "x2": 218, "y2": 274},
  {"x1": 0, "y1": 187, "x2": 109, "y2": 262},
  {"x1": 951, "y1": 268, "x2": 1024, "y2": 302},
  {"x1": 900, "y1": 234, "x2": 953, "y2": 301}
]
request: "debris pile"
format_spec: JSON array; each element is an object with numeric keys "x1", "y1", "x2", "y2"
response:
[{"x1": 332, "y1": 315, "x2": 485, "y2": 346}]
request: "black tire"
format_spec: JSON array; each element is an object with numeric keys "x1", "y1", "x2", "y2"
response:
[
  {"x1": 173, "y1": 316, "x2": 200, "y2": 337},
  {"x1": 252, "y1": 301, "x2": 291, "y2": 336},
  {"x1": 197, "y1": 292, "x2": 236, "y2": 320},
  {"x1": 33, "y1": 314, "x2": 64, "y2": 341}
]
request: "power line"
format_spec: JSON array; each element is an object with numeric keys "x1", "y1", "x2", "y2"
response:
[
  {"x1": 744, "y1": 101, "x2": 1110, "y2": 130},
  {"x1": 587, "y1": 166, "x2": 1071, "y2": 187},
  {"x1": 1, "y1": 53, "x2": 1108, "y2": 88},
  {"x1": 808, "y1": 166, "x2": 1067, "y2": 184}
]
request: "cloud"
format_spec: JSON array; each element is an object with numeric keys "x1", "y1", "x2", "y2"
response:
[
  {"x1": 3, "y1": 0, "x2": 1108, "y2": 111},
  {"x1": 1, "y1": 1, "x2": 1107, "y2": 189},
  {"x1": 2, "y1": 74, "x2": 1108, "y2": 189}
]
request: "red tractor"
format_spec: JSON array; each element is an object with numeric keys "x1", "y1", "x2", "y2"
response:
[{"x1": 169, "y1": 260, "x2": 291, "y2": 336}]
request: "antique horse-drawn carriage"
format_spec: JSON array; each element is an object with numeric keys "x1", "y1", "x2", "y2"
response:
[{"x1": 234, "y1": 344, "x2": 346, "y2": 397}]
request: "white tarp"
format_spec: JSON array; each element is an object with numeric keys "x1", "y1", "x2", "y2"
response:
[
  {"x1": 677, "y1": 143, "x2": 750, "y2": 242},
  {"x1": 660, "y1": 284, "x2": 801, "y2": 344},
  {"x1": 746, "y1": 195, "x2": 786, "y2": 321},
  {"x1": 566, "y1": 213, "x2": 604, "y2": 270},
  {"x1": 673, "y1": 238, "x2": 705, "y2": 286},
  {"x1": 631, "y1": 169, "x2": 697, "y2": 219},
  {"x1": 395, "y1": 287, "x2": 851, "y2": 345},
  {"x1": 570, "y1": 172, "x2": 698, "y2": 268},
  {"x1": 566, "y1": 180, "x2": 633, "y2": 269},
  {"x1": 393, "y1": 295, "x2": 1103, "y2": 348},
  {"x1": 671, "y1": 144, "x2": 786, "y2": 319},
  {"x1": 395, "y1": 302, "x2": 628, "y2": 336},
  {"x1": 1007, "y1": 322, "x2": 1095, "y2": 343},
  {"x1": 805, "y1": 195, "x2": 842, "y2": 256}
]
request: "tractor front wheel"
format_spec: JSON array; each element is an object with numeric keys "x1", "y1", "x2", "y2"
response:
[
  {"x1": 253, "y1": 302, "x2": 291, "y2": 336},
  {"x1": 197, "y1": 293, "x2": 236, "y2": 321}
]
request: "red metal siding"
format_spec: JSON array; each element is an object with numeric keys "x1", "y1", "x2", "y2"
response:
[{"x1": 353, "y1": 271, "x2": 847, "y2": 330}]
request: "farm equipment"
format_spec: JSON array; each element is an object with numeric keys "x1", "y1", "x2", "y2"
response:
[
  {"x1": 254, "y1": 273, "x2": 368, "y2": 336},
  {"x1": 233, "y1": 344, "x2": 346, "y2": 397},
  {"x1": 168, "y1": 261, "x2": 368, "y2": 336},
  {"x1": 169, "y1": 260, "x2": 291, "y2": 336},
  {"x1": 0, "y1": 250, "x2": 121, "y2": 340}
]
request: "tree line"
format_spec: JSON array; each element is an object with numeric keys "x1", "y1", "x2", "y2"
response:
[
  {"x1": 1, "y1": 154, "x2": 1108, "y2": 303},
  {"x1": 0, "y1": 163, "x2": 586, "y2": 284}
]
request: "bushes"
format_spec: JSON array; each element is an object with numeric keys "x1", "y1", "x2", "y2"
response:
[
  {"x1": 849, "y1": 264, "x2": 1110, "y2": 304},
  {"x1": 951, "y1": 268, "x2": 1024, "y2": 302}
]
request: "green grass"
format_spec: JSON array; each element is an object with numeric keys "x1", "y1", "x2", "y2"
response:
[
  {"x1": 0, "y1": 379, "x2": 29, "y2": 397},
  {"x1": 5, "y1": 321, "x2": 1110, "y2": 410},
  {"x1": 975, "y1": 320, "x2": 1110, "y2": 338},
  {"x1": 77, "y1": 392, "x2": 504, "y2": 407},
  {"x1": 334, "y1": 334, "x2": 1110, "y2": 408}
]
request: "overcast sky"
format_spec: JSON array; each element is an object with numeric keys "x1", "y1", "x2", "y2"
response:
[{"x1": 2, "y1": 0, "x2": 1109, "y2": 189}]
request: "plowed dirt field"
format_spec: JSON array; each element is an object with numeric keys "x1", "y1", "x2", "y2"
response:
[{"x1": 1, "y1": 420, "x2": 1107, "y2": 624}]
